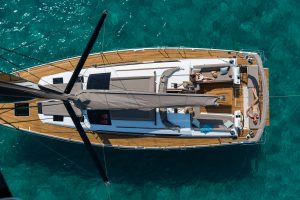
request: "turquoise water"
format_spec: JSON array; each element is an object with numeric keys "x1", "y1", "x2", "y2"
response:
[{"x1": 0, "y1": 0, "x2": 300, "y2": 199}]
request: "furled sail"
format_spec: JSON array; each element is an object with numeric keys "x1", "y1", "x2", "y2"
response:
[
  {"x1": 0, "y1": 71, "x2": 70, "y2": 101},
  {"x1": 0, "y1": 80, "x2": 219, "y2": 111},
  {"x1": 75, "y1": 90, "x2": 219, "y2": 110},
  {"x1": 0, "y1": 80, "x2": 68, "y2": 100}
]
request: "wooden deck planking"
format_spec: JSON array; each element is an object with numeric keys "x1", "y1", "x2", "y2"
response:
[
  {"x1": 264, "y1": 68, "x2": 270, "y2": 126},
  {"x1": 0, "y1": 48, "x2": 264, "y2": 148},
  {"x1": 0, "y1": 99, "x2": 246, "y2": 148},
  {"x1": 17, "y1": 49, "x2": 250, "y2": 84},
  {"x1": 200, "y1": 83, "x2": 234, "y2": 113},
  {"x1": 0, "y1": 100, "x2": 97, "y2": 143}
]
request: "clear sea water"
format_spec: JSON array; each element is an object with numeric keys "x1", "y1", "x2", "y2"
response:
[{"x1": 0, "y1": 0, "x2": 299, "y2": 199}]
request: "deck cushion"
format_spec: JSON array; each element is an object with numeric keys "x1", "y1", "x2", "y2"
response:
[
  {"x1": 193, "y1": 64, "x2": 233, "y2": 83},
  {"x1": 247, "y1": 65, "x2": 259, "y2": 88},
  {"x1": 248, "y1": 88, "x2": 260, "y2": 129},
  {"x1": 224, "y1": 120, "x2": 234, "y2": 128},
  {"x1": 220, "y1": 67, "x2": 229, "y2": 75},
  {"x1": 41, "y1": 100, "x2": 82, "y2": 117}
]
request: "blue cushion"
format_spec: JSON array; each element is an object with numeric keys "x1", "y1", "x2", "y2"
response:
[{"x1": 200, "y1": 124, "x2": 213, "y2": 134}]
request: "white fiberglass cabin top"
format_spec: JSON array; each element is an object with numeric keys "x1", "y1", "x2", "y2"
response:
[{"x1": 37, "y1": 58, "x2": 242, "y2": 138}]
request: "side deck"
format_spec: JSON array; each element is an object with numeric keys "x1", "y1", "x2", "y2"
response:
[{"x1": 0, "y1": 48, "x2": 269, "y2": 149}]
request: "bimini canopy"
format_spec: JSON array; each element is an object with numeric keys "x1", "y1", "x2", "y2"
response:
[{"x1": 75, "y1": 90, "x2": 219, "y2": 110}]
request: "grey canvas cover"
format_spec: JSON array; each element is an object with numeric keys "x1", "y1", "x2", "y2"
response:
[
  {"x1": 193, "y1": 63, "x2": 234, "y2": 70},
  {"x1": 110, "y1": 76, "x2": 156, "y2": 121},
  {"x1": 247, "y1": 65, "x2": 259, "y2": 88},
  {"x1": 42, "y1": 83, "x2": 83, "y2": 94},
  {"x1": 75, "y1": 90, "x2": 219, "y2": 110},
  {"x1": 110, "y1": 76, "x2": 155, "y2": 92},
  {"x1": 41, "y1": 101, "x2": 82, "y2": 117}
]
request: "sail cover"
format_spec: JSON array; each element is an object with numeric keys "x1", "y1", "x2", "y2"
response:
[
  {"x1": 0, "y1": 80, "x2": 68, "y2": 100},
  {"x1": 76, "y1": 90, "x2": 219, "y2": 110}
]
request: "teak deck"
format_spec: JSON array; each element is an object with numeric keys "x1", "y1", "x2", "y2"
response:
[{"x1": 0, "y1": 48, "x2": 269, "y2": 149}]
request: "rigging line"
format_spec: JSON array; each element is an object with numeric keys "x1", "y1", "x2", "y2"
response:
[
  {"x1": 109, "y1": 83, "x2": 136, "y2": 91},
  {"x1": 105, "y1": 181, "x2": 112, "y2": 200},
  {"x1": 0, "y1": 55, "x2": 65, "y2": 93},
  {"x1": 102, "y1": 145, "x2": 109, "y2": 178},
  {"x1": 0, "y1": 103, "x2": 6, "y2": 111},
  {"x1": 68, "y1": 60, "x2": 75, "y2": 70},
  {"x1": 1, "y1": 113, "x2": 94, "y2": 177},
  {"x1": 0, "y1": 54, "x2": 39, "y2": 78},
  {"x1": 270, "y1": 95, "x2": 300, "y2": 98},
  {"x1": 1, "y1": 114, "x2": 103, "y2": 178},
  {"x1": 111, "y1": 68, "x2": 142, "y2": 109},
  {"x1": 102, "y1": 145, "x2": 112, "y2": 199},
  {"x1": 99, "y1": 13, "x2": 110, "y2": 74},
  {"x1": 0, "y1": 36, "x2": 47, "y2": 57},
  {"x1": 0, "y1": 107, "x2": 18, "y2": 115},
  {"x1": 99, "y1": 128, "x2": 112, "y2": 198},
  {"x1": 102, "y1": 14, "x2": 105, "y2": 53},
  {"x1": 20, "y1": 129, "x2": 95, "y2": 177},
  {"x1": 100, "y1": 18, "x2": 107, "y2": 72},
  {"x1": 0, "y1": 117, "x2": 18, "y2": 129},
  {"x1": 78, "y1": 114, "x2": 112, "y2": 184},
  {"x1": 99, "y1": 15, "x2": 142, "y2": 109},
  {"x1": 0, "y1": 105, "x2": 37, "y2": 115},
  {"x1": 0, "y1": 46, "x2": 70, "y2": 72},
  {"x1": 1, "y1": 117, "x2": 53, "y2": 125}
]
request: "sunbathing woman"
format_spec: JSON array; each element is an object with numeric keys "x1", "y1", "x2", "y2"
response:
[
  {"x1": 190, "y1": 71, "x2": 218, "y2": 83},
  {"x1": 247, "y1": 88, "x2": 260, "y2": 125}
]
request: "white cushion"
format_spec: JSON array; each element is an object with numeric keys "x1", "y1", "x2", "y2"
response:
[
  {"x1": 220, "y1": 67, "x2": 229, "y2": 75},
  {"x1": 224, "y1": 120, "x2": 234, "y2": 128}
]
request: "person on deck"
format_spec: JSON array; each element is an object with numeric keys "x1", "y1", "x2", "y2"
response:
[
  {"x1": 247, "y1": 88, "x2": 260, "y2": 125},
  {"x1": 190, "y1": 71, "x2": 218, "y2": 83}
]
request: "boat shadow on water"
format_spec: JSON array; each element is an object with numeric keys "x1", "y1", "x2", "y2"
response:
[
  {"x1": 2, "y1": 127, "x2": 262, "y2": 186},
  {"x1": 106, "y1": 144, "x2": 262, "y2": 186}
]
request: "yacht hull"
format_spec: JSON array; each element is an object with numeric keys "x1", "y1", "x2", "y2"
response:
[{"x1": 0, "y1": 47, "x2": 269, "y2": 149}]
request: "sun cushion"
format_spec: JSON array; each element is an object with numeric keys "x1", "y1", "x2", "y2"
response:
[
  {"x1": 224, "y1": 120, "x2": 234, "y2": 128},
  {"x1": 220, "y1": 67, "x2": 229, "y2": 75}
]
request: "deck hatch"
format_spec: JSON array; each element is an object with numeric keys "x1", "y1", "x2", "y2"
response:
[
  {"x1": 87, "y1": 110, "x2": 111, "y2": 125},
  {"x1": 14, "y1": 103, "x2": 29, "y2": 116},
  {"x1": 79, "y1": 116, "x2": 84, "y2": 122},
  {"x1": 53, "y1": 77, "x2": 63, "y2": 84},
  {"x1": 37, "y1": 102, "x2": 42, "y2": 114},
  {"x1": 87, "y1": 73, "x2": 111, "y2": 90},
  {"x1": 53, "y1": 115, "x2": 64, "y2": 122}
]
